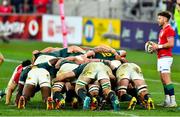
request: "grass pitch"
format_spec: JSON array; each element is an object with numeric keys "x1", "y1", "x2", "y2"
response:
[{"x1": 0, "y1": 40, "x2": 180, "y2": 116}]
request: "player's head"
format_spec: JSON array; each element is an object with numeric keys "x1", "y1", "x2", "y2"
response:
[
  {"x1": 117, "y1": 50, "x2": 127, "y2": 57},
  {"x1": 157, "y1": 11, "x2": 171, "y2": 27},
  {"x1": 21, "y1": 60, "x2": 31, "y2": 67}
]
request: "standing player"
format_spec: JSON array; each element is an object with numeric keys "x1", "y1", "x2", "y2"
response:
[{"x1": 152, "y1": 11, "x2": 177, "y2": 107}]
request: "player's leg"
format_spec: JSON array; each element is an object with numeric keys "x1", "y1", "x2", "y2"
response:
[
  {"x1": 18, "y1": 84, "x2": 36, "y2": 109},
  {"x1": 158, "y1": 57, "x2": 176, "y2": 107},
  {"x1": 116, "y1": 63, "x2": 137, "y2": 110},
  {"x1": 52, "y1": 81, "x2": 65, "y2": 109},
  {"x1": 97, "y1": 66, "x2": 120, "y2": 111},
  {"x1": 75, "y1": 63, "x2": 97, "y2": 110},
  {"x1": 65, "y1": 82, "x2": 79, "y2": 109},
  {"x1": 75, "y1": 76, "x2": 91, "y2": 110},
  {"x1": 88, "y1": 80, "x2": 100, "y2": 110},
  {"x1": 131, "y1": 63, "x2": 154, "y2": 110},
  {"x1": 99, "y1": 78, "x2": 120, "y2": 111},
  {"x1": 37, "y1": 68, "x2": 52, "y2": 109},
  {"x1": 134, "y1": 79, "x2": 154, "y2": 110},
  {"x1": 116, "y1": 79, "x2": 132, "y2": 101},
  {"x1": 17, "y1": 68, "x2": 38, "y2": 109}
]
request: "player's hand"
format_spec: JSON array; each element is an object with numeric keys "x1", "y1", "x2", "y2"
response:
[{"x1": 152, "y1": 43, "x2": 158, "y2": 51}]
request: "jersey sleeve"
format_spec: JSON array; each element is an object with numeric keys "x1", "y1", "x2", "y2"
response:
[
  {"x1": 166, "y1": 28, "x2": 175, "y2": 39},
  {"x1": 18, "y1": 67, "x2": 31, "y2": 85},
  {"x1": 13, "y1": 67, "x2": 23, "y2": 84}
]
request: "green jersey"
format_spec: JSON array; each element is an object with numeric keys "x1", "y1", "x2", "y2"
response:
[
  {"x1": 34, "y1": 48, "x2": 83, "y2": 59},
  {"x1": 36, "y1": 62, "x2": 58, "y2": 78},
  {"x1": 19, "y1": 66, "x2": 32, "y2": 85},
  {"x1": 59, "y1": 59, "x2": 76, "y2": 68},
  {"x1": 94, "y1": 52, "x2": 116, "y2": 60}
]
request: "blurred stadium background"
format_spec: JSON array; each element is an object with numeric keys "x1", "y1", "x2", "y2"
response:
[{"x1": 0, "y1": 0, "x2": 180, "y2": 116}]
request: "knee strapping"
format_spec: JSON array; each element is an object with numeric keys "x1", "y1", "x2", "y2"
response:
[
  {"x1": 89, "y1": 85, "x2": 99, "y2": 93},
  {"x1": 137, "y1": 85, "x2": 147, "y2": 95},
  {"x1": 76, "y1": 80, "x2": 87, "y2": 86},
  {"x1": 116, "y1": 86, "x2": 127, "y2": 93},
  {"x1": 52, "y1": 83, "x2": 64, "y2": 91},
  {"x1": 101, "y1": 82, "x2": 111, "y2": 90}
]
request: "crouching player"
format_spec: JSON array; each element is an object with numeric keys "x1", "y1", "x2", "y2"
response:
[
  {"x1": 116, "y1": 63, "x2": 155, "y2": 110},
  {"x1": 52, "y1": 59, "x2": 79, "y2": 110},
  {"x1": 17, "y1": 59, "x2": 59, "y2": 109},
  {"x1": 4, "y1": 60, "x2": 31, "y2": 104},
  {"x1": 74, "y1": 62, "x2": 120, "y2": 111}
]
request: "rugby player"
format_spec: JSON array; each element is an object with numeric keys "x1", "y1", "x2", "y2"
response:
[
  {"x1": 114, "y1": 62, "x2": 155, "y2": 110},
  {"x1": 17, "y1": 58, "x2": 59, "y2": 109}
]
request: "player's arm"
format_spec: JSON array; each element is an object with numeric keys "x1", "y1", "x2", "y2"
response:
[
  {"x1": 5, "y1": 66, "x2": 21, "y2": 104},
  {"x1": 15, "y1": 83, "x2": 24, "y2": 106},
  {"x1": 152, "y1": 37, "x2": 174, "y2": 50},
  {"x1": 94, "y1": 45, "x2": 118, "y2": 55},
  {"x1": 68, "y1": 45, "x2": 86, "y2": 53},
  {"x1": 84, "y1": 50, "x2": 95, "y2": 58},
  {"x1": 64, "y1": 56, "x2": 88, "y2": 64},
  {"x1": 160, "y1": 37, "x2": 174, "y2": 48},
  {"x1": 32, "y1": 47, "x2": 61, "y2": 55},
  {"x1": 5, "y1": 81, "x2": 17, "y2": 105},
  {"x1": 53, "y1": 71, "x2": 76, "y2": 83}
]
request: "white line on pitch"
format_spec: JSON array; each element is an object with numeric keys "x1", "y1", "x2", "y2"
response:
[
  {"x1": 146, "y1": 79, "x2": 180, "y2": 86},
  {"x1": 4, "y1": 59, "x2": 22, "y2": 63}
]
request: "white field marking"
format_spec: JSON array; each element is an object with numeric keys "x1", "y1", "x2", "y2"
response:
[
  {"x1": 4, "y1": 59, "x2": 22, "y2": 63},
  {"x1": 146, "y1": 79, "x2": 180, "y2": 86},
  {"x1": 111, "y1": 111, "x2": 138, "y2": 117},
  {"x1": 150, "y1": 92, "x2": 180, "y2": 94}
]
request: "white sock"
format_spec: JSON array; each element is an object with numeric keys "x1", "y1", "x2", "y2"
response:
[
  {"x1": 165, "y1": 95, "x2": 170, "y2": 104},
  {"x1": 170, "y1": 95, "x2": 176, "y2": 104}
]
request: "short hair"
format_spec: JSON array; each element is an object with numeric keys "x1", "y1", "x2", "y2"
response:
[
  {"x1": 21, "y1": 60, "x2": 31, "y2": 67},
  {"x1": 158, "y1": 11, "x2": 171, "y2": 21}
]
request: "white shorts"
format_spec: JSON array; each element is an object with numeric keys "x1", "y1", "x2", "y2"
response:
[
  {"x1": 157, "y1": 57, "x2": 173, "y2": 73},
  {"x1": 58, "y1": 63, "x2": 79, "y2": 74},
  {"x1": 57, "y1": 63, "x2": 79, "y2": 83},
  {"x1": 34, "y1": 55, "x2": 56, "y2": 65},
  {"x1": 25, "y1": 68, "x2": 51, "y2": 87},
  {"x1": 116, "y1": 63, "x2": 144, "y2": 81},
  {"x1": 79, "y1": 62, "x2": 109, "y2": 81}
]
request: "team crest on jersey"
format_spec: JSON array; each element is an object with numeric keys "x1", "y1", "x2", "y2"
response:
[
  {"x1": 27, "y1": 77, "x2": 32, "y2": 80},
  {"x1": 120, "y1": 74, "x2": 124, "y2": 77}
]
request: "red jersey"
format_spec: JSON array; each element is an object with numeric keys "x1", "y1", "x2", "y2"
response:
[
  {"x1": 0, "y1": 5, "x2": 13, "y2": 13},
  {"x1": 157, "y1": 24, "x2": 175, "y2": 58},
  {"x1": 12, "y1": 65, "x2": 23, "y2": 84}
]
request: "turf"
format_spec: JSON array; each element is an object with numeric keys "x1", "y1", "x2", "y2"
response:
[{"x1": 0, "y1": 40, "x2": 180, "y2": 116}]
